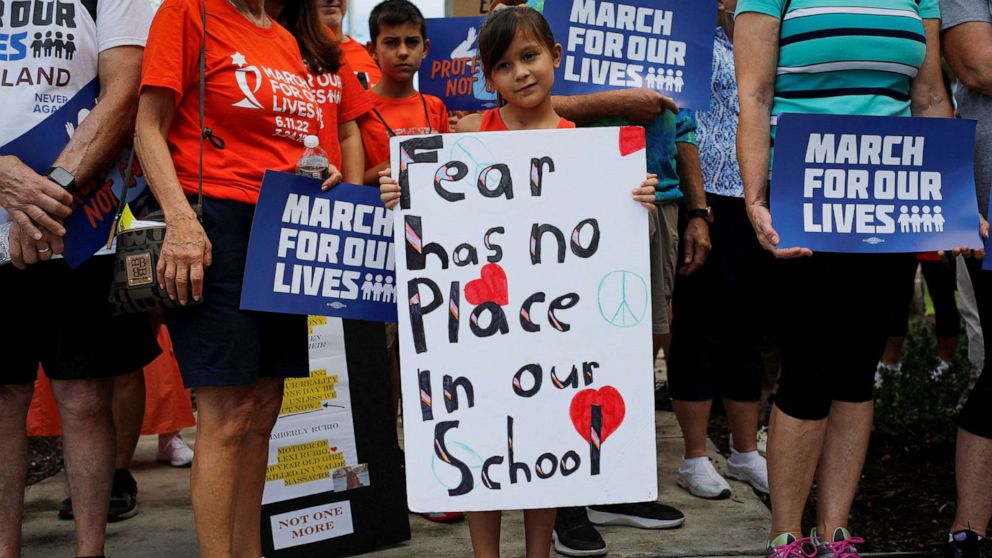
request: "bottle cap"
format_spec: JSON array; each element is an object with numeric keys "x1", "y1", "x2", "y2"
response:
[{"x1": 303, "y1": 135, "x2": 319, "y2": 149}]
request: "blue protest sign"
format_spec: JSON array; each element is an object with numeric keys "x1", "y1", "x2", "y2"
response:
[
  {"x1": 543, "y1": 0, "x2": 715, "y2": 110},
  {"x1": 241, "y1": 172, "x2": 397, "y2": 322},
  {"x1": 420, "y1": 16, "x2": 498, "y2": 111},
  {"x1": 771, "y1": 114, "x2": 982, "y2": 254}
]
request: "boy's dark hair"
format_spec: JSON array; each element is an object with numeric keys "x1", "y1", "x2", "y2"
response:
[
  {"x1": 368, "y1": 0, "x2": 427, "y2": 44},
  {"x1": 278, "y1": 0, "x2": 342, "y2": 75},
  {"x1": 478, "y1": 6, "x2": 556, "y2": 78}
]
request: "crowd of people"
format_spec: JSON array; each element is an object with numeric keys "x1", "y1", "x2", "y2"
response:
[{"x1": 1, "y1": 0, "x2": 991, "y2": 557}]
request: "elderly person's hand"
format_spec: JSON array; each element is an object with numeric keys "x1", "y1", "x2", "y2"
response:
[
  {"x1": 616, "y1": 88, "x2": 680, "y2": 125},
  {"x1": 0, "y1": 156, "x2": 74, "y2": 240},
  {"x1": 159, "y1": 211, "x2": 212, "y2": 305},
  {"x1": 6, "y1": 222, "x2": 64, "y2": 269},
  {"x1": 747, "y1": 202, "x2": 812, "y2": 259}
]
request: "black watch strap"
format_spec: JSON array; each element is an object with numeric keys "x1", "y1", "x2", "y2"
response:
[{"x1": 687, "y1": 207, "x2": 712, "y2": 223}]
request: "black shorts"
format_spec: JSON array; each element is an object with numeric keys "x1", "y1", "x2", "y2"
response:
[
  {"x1": 886, "y1": 255, "x2": 960, "y2": 339},
  {"x1": 961, "y1": 260, "x2": 992, "y2": 440},
  {"x1": 0, "y1": 256, "x2": 161, "y2": 385},
  {"x1": 774, "y1": 252, "x2": 915, "y2": 421},
  {"x1": 668, "y1": 194, "x2": 770, "y2": 402},
  {"x1": 165, "y1": 197, "x2": 309, "y2": 388}
]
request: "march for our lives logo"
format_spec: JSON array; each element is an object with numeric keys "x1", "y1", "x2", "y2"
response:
[{"x1": 771, "y1": 114, "x2": 983, "y2": 254}]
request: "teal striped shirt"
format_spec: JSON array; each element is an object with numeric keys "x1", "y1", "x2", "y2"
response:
[{"x1": 736, "y1": 0, "x2": 939, "y2": 165}]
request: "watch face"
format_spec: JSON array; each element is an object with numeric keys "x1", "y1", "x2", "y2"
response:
[{"x1": 47, "y1": 167, "x2": 74, "y2": 189}]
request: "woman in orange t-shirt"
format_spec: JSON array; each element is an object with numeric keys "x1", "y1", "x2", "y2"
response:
[{"x1": 134, "y1": 0, "x2": 343, "y2": 555}]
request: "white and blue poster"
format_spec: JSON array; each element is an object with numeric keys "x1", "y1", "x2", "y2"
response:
[
  {"x1": 392, "y1": 127, "x2": 657, "y2": 512},
  {"x1": 771, "y1": 114, "x2": 983, "y2": 253},
  {"x1": 544, "y1": 0, "x2": 716, "y2": 110},
  {"x1": 240, "y1": 172, "x2": 397, "y2": 322},
  {"x1": 419, "y1": 16, "x2": 498, "y2": 111}
]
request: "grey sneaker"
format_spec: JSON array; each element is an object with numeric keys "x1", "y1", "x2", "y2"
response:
[
  {"x1": 812, "y1": 528, "x2": 864, "y2": 558},
  {"x1": 765, "y1": 533, "x2": 815, "y2": 558}
]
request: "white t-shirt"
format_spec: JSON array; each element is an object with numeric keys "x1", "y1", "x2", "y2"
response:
[{"x1": 0, "y1": 0, "x2": 153, "y2": 252}]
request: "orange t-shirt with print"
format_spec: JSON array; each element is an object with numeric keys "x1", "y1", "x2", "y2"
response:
[
  {"x1": 140, "y1": 0, "x2": 324, "y2": 204},
  {"x1": 479, "y1": 109, "x2": 576, "y2": 131},
  {"x1": 358, "y1": 92, "x2": 451, "y2": 170},
  {"x1": 341, "y1": 36, "x2": 381, "y2": 89},
  {"x1": 310, "y1": 60, "x2": 373, "y2": 172}
]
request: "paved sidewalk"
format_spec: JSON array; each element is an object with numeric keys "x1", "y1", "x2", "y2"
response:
[{"x1": 21, "y1": 411, "x2": 769, "y2": 558}]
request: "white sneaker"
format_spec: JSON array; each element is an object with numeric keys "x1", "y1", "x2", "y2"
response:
[
  {"x1": 157, "y1": 433, "x2": 194, "y2": 467},
  {"x1": 726, "y1": 451, "x2": 769, "y2": 494},
  {"x1": 676, "y1": 458, "x2": 731, "y2": 500}
]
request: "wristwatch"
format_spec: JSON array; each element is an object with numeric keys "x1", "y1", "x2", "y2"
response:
[
  {"x1": 45, "y1": 166, "x2": 76, "y2": 191},
  {"x1": 687, "y1": 206, "x2": 713, "y2": 224}
]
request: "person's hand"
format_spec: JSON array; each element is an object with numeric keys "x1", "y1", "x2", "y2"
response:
[
  {"x1": 0, "y1": 156, "x2": 74, "y2": 240},
  {"x1": 633, "y1": 173, "x2": 657, "y2": 212},
  {"x1": 617, "y1": 88, "x2": 679, "y2": 125},
  {"x1": 953, "y1": 213, "x2": 990, "y2": 260},
  {"x1": 379, "y1": 168, "x2": 401, "y2": 210},
  {"x1": 680, "y1": 215, "x2": 711, "y2": 275},
  {"x1": 320, "y1": 164, "x2": 344, "y2": 191},
  {"x1": 158, "y1": 212, "x2": 212, "y2": 305},
  {"x1": 6, "y1": 222, "x2": 63, "y2": 269},
  {"x1": 747, "y1": 203, "x2": 812, "y2": 258}
]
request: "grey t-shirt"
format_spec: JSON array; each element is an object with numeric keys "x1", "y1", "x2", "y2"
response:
[{"x1": 942, "y1": 0, "x2": 992, "y2": 216}]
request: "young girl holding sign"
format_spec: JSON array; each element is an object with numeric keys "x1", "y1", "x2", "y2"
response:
[{"x1": 380, "y1": 6, "x2": 657, "y2": 557}]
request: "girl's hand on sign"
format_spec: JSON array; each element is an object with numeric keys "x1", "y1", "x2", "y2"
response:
[
  {"x1": 633, "y1": 173, "x2": 657, "y2": 212},
  {"x1": 748, "y1": 203, "x2": 812, "y2": 259},
  {"x1": 320, "y1": 165, "x2": 344, "y2": 191},
  {"x1": 380, "y1": 168, "x2": 401, "y2": 210}
]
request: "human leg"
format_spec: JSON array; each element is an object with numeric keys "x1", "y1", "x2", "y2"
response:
[
  {"x1": 467, "y1": 511, "x2": 502, "y2": 558},
  {"x1": 231, "y1": 378, "x2": 285, "y2": 558},
  {"x1": 951, "y1": 428, "x2": 992, "y2": 537},
  {"x1": 51, "y1": 377, "x2": 116, "y2": 557},
  {"x1": 814, "y1": 401, "x2": 873, "y2": 537},
  {"x1": 524, "y1": 508, "x2": 556, "y2": 558},
  {"x1": 113, "y1": 370, "x2": 145, "y2": 471},
  {"x1": 0, "y1": 383, "x2": 34, "y2": 557},
  {"x1": 922, "y1": 257, "x2": 961, "y2": 368},
  {"x1": 190, "y1": 385, "x2": 256, "y2": 557}
]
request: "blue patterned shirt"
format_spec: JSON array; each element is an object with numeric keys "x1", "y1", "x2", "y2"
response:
[{"x1": 696, "y1": 27, "x2": 744, "y2": 198}]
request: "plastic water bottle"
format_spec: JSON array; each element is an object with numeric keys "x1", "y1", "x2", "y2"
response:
[
  {"x1": 0, "y1": 222, "x2": 11, "y2": 266},
  {"x1": 297, "y1": 135, "x2": 330, "y2": 180}
]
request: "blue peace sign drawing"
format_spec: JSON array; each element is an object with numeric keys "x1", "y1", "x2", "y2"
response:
[{"x1": 597, "y1": 270, "x2": 649, "y2": 328}]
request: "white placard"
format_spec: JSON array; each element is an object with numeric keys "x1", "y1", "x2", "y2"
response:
[
  {"x1": 262, "y1": 317, "x2": 361, "y2": 505},
  {"x1": 270, "y1": 501, "x2": 355, "y2": 550},
  {"x1": 391, "y1": 126, "x2": 657, "y2": 512}
]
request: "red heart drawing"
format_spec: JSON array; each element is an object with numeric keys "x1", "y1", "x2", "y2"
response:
[
  {"x1": 464, "y1": 263, "x2": 509, "y2": 306},
  {"x1": 569, "y1": 387, "x2": 626, "y2": 444},
  {"x1": 330, "y1": 447, "x2": 338, "y2": 452}
]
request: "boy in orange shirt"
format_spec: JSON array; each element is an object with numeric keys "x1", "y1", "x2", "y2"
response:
[{"x1": 358, "y1": 0, "x2": 450, "y2": 186}]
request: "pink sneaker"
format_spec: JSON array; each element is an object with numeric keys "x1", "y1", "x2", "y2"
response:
[{"x1": 421, "y1": 512, "x2": 465, "y2": 523}]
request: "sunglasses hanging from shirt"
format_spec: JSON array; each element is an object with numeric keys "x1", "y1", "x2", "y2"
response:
[{"x1": 107, "y1": 0, "x2": 225, "y2": 315}]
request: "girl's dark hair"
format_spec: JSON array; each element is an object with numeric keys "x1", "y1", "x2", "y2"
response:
[
  {"x1": 278, "y1": 0, "x2": 342, "y2": 75},
  {"x1": 478, "y1": 6, "x2": 556, "y2": 78}
]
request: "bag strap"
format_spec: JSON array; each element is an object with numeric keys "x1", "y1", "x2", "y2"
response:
[{"x1": 108, "y1": 0, "x2": 223, "y2": 244}]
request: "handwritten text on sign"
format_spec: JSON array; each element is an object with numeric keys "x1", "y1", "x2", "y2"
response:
[
  {"x1": 241, "y1": 172, "x2": 397, "y2": 322},
  {"x1": 392, "y1": 127, "x2": 657, "y2": 511},
  {"x1": 544, "y1": 0, "x2": 716, "y2": 110},
  {"x1": 771, "y1": 114, "x2": 982, "y2": 253}
]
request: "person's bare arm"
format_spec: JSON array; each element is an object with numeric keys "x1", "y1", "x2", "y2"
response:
[
  {"x1": 910, "y1": 20, "x2": 953, "y2": 118},
  {"x1": 735, "y1": 12, "x2": 809, "y2": 258},
  {"x1": 135, "y1": 87, "x2": 212, "y2": 305},
  {"x1": 1, "y1": 45, "x2": 142, "y2": 242},
  {"x1": 455, "y1": 113, "x2": 483, "y2": 132},
  {"x1": 943, "y1": 21, "x2": 992, "y2": 97},
  {"x1": 676, "y1": 142, "x2": 710, "y2": 274},
  {"x1": 339, "y1": 119, "x2": 365, "y2": 185},
  {"x1": 551, "y1": 89, "x2": 678, "y2": 125}
]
